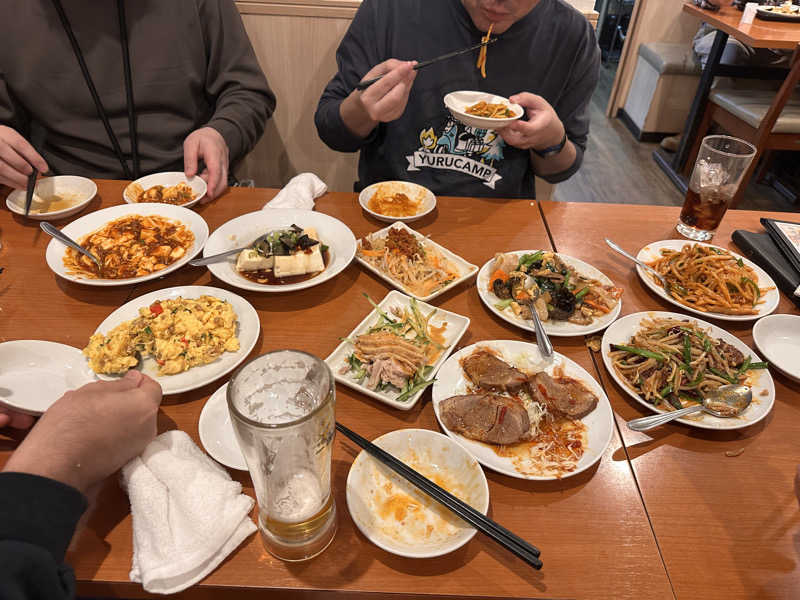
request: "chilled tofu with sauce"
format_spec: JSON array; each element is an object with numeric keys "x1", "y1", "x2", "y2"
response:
[{"x1": 235, "y1": 224, "x2": 325, "y2": 279}]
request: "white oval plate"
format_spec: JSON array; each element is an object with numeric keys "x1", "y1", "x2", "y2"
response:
[
  {"x1": 90, "y1": 286, "x2": 259, "y2": 395},
  {"x1": 431, "y1": 340, "x2": 614, "y2": 481},
  {"x1": 358, "y1": 181, "x2": 436, "y2": 223},
  {"x1": 44, "y1": 203, "x2": 208, "y2": 286},
  {"x1": 0, "y1": 340, "x2": 96, "y2": 415},
  {"x1": 477, "y1": 250, "x2": 622, "y2": 337},
  {"x1": 123, "y1": 171, "x2": 206, "y2": 208},
  {"x1": 601, "y1": 311, "x2": 775, "y2": 430},
  {"x1": 7, "y1": 176, "x2": 96, "y2": 221},
  {"x1": 203, "y1": 209, "x2": 356, "y2": 293},
  {"x1": 346, "y1": 428, "x2": 489, "y2": 559},
  {"x1": 198, "y1": 382, "x2": 247, "y2": 470},
  {"x1": 443, "y1": 91, "x2": 523, "y2": 130},
  {"x1": 753, "y1": 314, "x2": 800, "y2": 383},
  {"x1": 635, "y1": 240, "x2": 779, "y2": 321}
]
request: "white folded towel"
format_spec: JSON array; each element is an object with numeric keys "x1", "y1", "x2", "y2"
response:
[
  {"x1": 121, "y1": 430, "x2": 257, "y2": 595},
  {"x1": 264, "y1": 172, "x2": 328, "y2": 210}
]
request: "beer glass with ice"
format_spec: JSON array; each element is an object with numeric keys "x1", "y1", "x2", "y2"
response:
[
  {"x1": 227, "y1": 350, "x2": 336, "y2": 561},
  {"x1": 677, "y1": 135, "x2": 756, "y2": 241}
]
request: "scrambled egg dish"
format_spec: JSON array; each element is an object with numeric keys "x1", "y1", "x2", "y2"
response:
[{"x1": 84, "y1": 296, "x2": 239, "y2": 376}]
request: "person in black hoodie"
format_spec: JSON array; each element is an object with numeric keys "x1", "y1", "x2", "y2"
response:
[{"x1": 0, "y1": 370, "x2": 162, "y2": 600}]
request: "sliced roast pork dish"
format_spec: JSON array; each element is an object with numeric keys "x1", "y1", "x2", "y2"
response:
[
  {"x1": 528, "y1": 372, "x2": 598, "y2": 420},
  {"x1": 439, "y1": 394, "x2": 531, "y2": 445},
  {"x1": 461, "y1": 350, "x2": 528, "y2": 394}
]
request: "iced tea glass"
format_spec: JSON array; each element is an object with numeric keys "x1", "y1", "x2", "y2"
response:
[
  {"x1": 677, "y1": 135, "x2": 756, "y2": 241},
  {"x1": 227, "y1": 350, "x2": 337, "y2": 561}
]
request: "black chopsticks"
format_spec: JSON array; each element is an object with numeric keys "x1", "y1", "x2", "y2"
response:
[
  {"x1": 336, "y1": 421, "x2": 543, "y2": 570},
  {"x1": 24, "y1": 126, "x2": 47, "y2": 217},
  {"x1": 355, "y1": 38, "x2": 498, "y2": 91}
]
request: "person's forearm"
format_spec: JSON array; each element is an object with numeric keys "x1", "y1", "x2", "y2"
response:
[
  {"x1": 339, "y1": 91, "x2": 379, "y2": 140},
  {"x1": 530, "y1": 140, "x2": 577, "y2": 176}
]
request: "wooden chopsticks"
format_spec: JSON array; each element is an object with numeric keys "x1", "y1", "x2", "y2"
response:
[{"x1": 336, "y1": 421, "x2": 543, "y2": 569}]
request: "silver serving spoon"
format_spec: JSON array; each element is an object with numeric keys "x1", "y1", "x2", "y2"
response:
[
  {"x1": 524, "y1": 298, "x2": 554, "y2": 360},
  {"x1": 40, "y1": 221, "x2": 102, "y2": 273},
  {"x1": 626, "y1": 384, "x2": 752, "y2": 432},
  {"x1": 604, "y1": 238, "x2": 673, "y2": 292},
  {"x1": 189, "y1": 232, "x2": 273, "y2": 266}
]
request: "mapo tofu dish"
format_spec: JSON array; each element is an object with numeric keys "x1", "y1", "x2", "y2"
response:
[{"x1": 63, "y1": 214, "x2": 195, "y2": 279}]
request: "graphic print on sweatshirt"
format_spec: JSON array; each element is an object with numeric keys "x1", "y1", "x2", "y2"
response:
[{"x1": 406, "y1": 116, "x2": 506, "y2": 189}]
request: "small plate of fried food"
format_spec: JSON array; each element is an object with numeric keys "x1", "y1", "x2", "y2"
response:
[
  {"x1": 84, "y1": 285, "x2": 259, "y2": 394},
  {"x1": 358, "y1": 181, "x2": 436, "y2": 223},
  {"x1": 123, "y1": 172, "x2": 206, "y2": 208},
  {"x1": 444, "y1": 91, "x2": 523, "y2": 130}
]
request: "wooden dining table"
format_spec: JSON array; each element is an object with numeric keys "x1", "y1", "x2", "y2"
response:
[{"x1": 1, "y1": 181, "x2": 798, "y2": 599}]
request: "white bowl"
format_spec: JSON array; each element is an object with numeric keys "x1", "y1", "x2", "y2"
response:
[
  {"x1": 358, "y1": 181, "x2": 436, "y2": 223},
  {"x1": 753, "y1": 314, "x2": 800, "y2": 383},
  {"x1": 199, "y1": 382, "x2": 247, "y2": 470},
  {"x1": 123, "y1": 171, "x2": 206, "y2": 208},
  {"x1": 443, "y1": 91, "x2": 523, "y2": 130},
  {"x1": 345, "y1": 428, "x2": 489, "y2": 559},
  {"x1": 6, "y1": 176, "x2": 96, "y2": 221}
]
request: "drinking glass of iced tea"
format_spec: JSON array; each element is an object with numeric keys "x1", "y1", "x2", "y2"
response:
[
  {"x1": 677, "y1": 135, "x2": 756, "y2": 241},
  {"x1": 227, "y1": 350, "x2": 337, "y2": 561}
]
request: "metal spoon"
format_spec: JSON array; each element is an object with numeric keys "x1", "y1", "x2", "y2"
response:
[
  {"x1": 604, "y1": 238, "x2": 673, "y2": 292},
  {"x1": 524, "y1": 298, "x2": 554, "y2": 360},
  {"x1": 626, "y1": 384, "x2": 752, "y2": 432},
  {"x1": 40, "y1": 221, "x2": 102, "y2": 273},
  {"x1": 189, "y1": 232, "x2": 272, "y2": 266}
]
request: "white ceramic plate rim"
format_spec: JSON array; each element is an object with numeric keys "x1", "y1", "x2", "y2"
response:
[
  {"x1": 203, "y1": 209, "x2": 357, "y2": 293},
  {"x1": 356, "y1": 221, "x2": 478, "y2": 302},
  {"x1": 476, "y1": 250, "x2": 623, "y2": 336},
  {"x1": 198, "y1": 382, "x2": 248, "y2": 470},
  {"x1": 752, "y1": 314, "x2": 800, "y2": 383},
  {"x1": 91, "y1": 285, "x2": 259, "y2": 395},
  {"x1": 123, "y1": 171, "x2": 207, "y2": 209},
  {"x1": 635, "y1": 239, "x2": 779, "y2": 321},
  {"x1": 6, "y1": 176, "x2": 97, "y2": 220},
  {"x1": 431, "y1": 339, "x2": 615, "y2": 480},
  {"x1": 44, "y1": 203, "x2": 208, "y2": 286},
  {"x1": 601, "y1": 310, "x2": 776, "y2": 430},
  {"x1": 357, "y1": 181, "x2": 437, "y2": 223},
  {"x1": 325, "y1": 290, "x2": 470, "y2": 411},
  {"x1": 345, "y1": 428, "x2": 489, "y2": 558}
]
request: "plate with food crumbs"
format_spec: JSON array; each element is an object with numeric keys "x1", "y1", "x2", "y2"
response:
[
  {"x1": 444, "y1": 91, "x2": 523, "y2": 130},
  {"x1": 86, "y1": 285, "x2": 259, "y2": 395},
  {"x1": 358, "y1": 181, "x2": 436, "y2": 223},
  {"x1": 123, "y1": 171, "x2": 206, "y2": 208},
  {"x1": 346, "y1": 428, "x2": 489, "y2": 558},
  {"x1": 6, "y1": 176, "x2": 96, "y2": 221}
]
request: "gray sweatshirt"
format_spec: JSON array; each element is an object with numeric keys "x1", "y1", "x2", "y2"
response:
[{"x1": 0, "y1": 0, "x2": 275, "y2": 178}]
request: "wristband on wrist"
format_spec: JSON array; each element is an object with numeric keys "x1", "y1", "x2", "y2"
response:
[{"x1": 531, "y1": 131, "x2": 568, "y2": 159}]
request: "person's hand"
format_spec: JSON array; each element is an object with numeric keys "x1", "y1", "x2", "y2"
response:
[
  {"x1": 184, "y1": 126, "x2": 229, "y2": 202},
  {"x1": 3, "y1": 371, "x2": 162, "y2": 494},
  {"x1": 356, "y1": 59, "x2": 418, "y2": 124},
  {"x1": 499, "y1": 93, "x2": 566, "y2": 152},
  {"x1": 0, "y1": 406, "x2": 35, "y2": 430},
  {"x1": 0, "y1": 125, "x2": 48, "y2": 189}
]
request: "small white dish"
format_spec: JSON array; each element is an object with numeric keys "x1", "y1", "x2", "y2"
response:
[
  {"x1": 90, "y1": 286, "x2": 259, "y2": 395},
  {"x1": 431, "y1": 340, "x2": 614, "y2": 481},
  {"x1": 44, "y1": 202, "x2": 208, "y2": 286},
  {"x1": 203, "y1": 209, "x2": 357, "y2": 293},
  {"x1": 443, "y1": 90, "x2": 523, "y2": 130},
  {"x1": 753, "y1": 314, "x2": 800, "y2": 383},
  {"x1": 601, "y1": 311, "x2": 775, "y2": 430},
  {"x1": 357, "y1": 221, "x2": 478, "y2": 302},
  {"x1": 635, "y1": 239, "x2": 779, "y2": 322},
  {"x1": 6, "y1": 176, "x2": 96, "y2": 221},
  {"x1": 346, "y1": 428, "x2": 489, "y2": 559},
  {"x1": 477, "y1": 250, "x2": 622, "y2": 337},
  {"x1": 0, "y1": 340, "x2": 96, "y2": 415},
  {"x1": 198, "y1": 382, "x2": 247, "y2": 470},
  {"x1": 326, "y1": 290, "x2": 470, "y2": 411},
  {"x1": 358, "y1": 181, "x2": 436, "y2": 223},
  {"x1": 123, "y1": 171, "x2": 206, "y2": 208}
]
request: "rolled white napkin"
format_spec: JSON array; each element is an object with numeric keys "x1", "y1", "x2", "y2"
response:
[
  {"x1": 121, "y1": 430, "x2": 257, "y2": 595},
  {"x1": 264, "y1": 173, "x2": 328, "y2": 210}
]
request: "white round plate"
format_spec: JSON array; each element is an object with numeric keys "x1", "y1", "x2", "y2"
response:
[
  {"x1": 203, "y1": 209, "x2": 357, "y2": 293},
  {"x1": 443, "y1": 91, "x2": 523, "y2": 130},
  {"x1": 753, "y1": 314, "x2": 800, "y2": 383},
  {"x1": 431, "y1": 340, "x2": 614, "y2": 481},
  {"x1": 346, "y1": 428, "x2": 488, "y2": 558},
  {"x1": 123, "y1": 171, "x2": 206, "y2": 208},
  {"x1": 0, "y1": 340, "x2": 96, "y2": 415},
  {"x1": 198, "y1": 382, "x2": 247, "y2": 470},
  {"x1": 601, "y1": 311, "x2": 775, "y2": 430},
  {"x1": 357, "y1": 181, "x2": 436, "y2": 223},
  {"x1": 44, "y1": 202, "x2": 208, "y2": 286},
  {"x1": 90, "y1": 286, "x2": 259, "y2": 395},
  {"x1": 7, "y1": 176, "x2": 96, "y2": 221},
  {"x1": 477, "y1": 250, "x2": 622, "y2": 336},
  {"x1": 635, "y1": 239, "x2": 779, "y2": 321}
]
